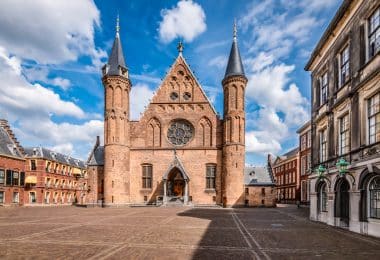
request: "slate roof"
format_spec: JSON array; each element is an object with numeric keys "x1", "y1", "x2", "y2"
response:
[
  {"x1": 224, "y1": 36, "x2": 245, "y2": 79},
  {"x1": 282, "y1": 147, "x2": 299, "y2": 159},
  {"x1": 24, "y1": 147, "x2": 86, "y2": 169},
  {"x1": 87, "y1": 145, "x2": 104, "y2": 166},
  {"x1": 106, "y1": 34, "x2": 127, "y2": 76},
  {"x1": 244, "y1": 166, "x2": 275, "y2": 186},
  {"x1": 0, "y1": 120, "x2": 24, "y2": 159}
]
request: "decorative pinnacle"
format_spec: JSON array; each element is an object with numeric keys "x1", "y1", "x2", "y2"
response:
[
  {"x1": 233, "y1": 19, "x2": 237, "y2": 40},
  {"x1": 177, "y1": 40, "x2": 184, "y2": 54},
  {"x1": 116, "y1": 14, "x2": 120, "y2": 37}
]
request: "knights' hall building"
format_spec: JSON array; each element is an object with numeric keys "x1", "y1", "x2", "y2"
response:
[{"x1": 88, "y1": 22, "x2": 248, "y2": 207}]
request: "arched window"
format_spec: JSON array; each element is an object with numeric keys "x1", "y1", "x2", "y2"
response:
[
  {"x1": 318, "y1": 182, "x2": 328, "y2": 212},
  {"x1": 369, "y1": 176, "x2": 380, "y2": 219}
]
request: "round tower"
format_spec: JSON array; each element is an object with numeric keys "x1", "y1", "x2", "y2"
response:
[
  {"x1": 222, "y1": 22, "x2": 247, "y2": 207},
  {"x1": 102, "y1": 17, "x2": 131, "y2": 206}
]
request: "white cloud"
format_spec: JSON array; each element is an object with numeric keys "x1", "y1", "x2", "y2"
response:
[
  {"x1": 0, "y1": 48, "x2": 84, "y2": 119},
  {"x1": 130, "y1": 83, "x2": 155, "y2": 120},
  {"x1": 0, "y1": 46, "x2": 101, "y2": 160},
  {"x1": 0, "y1": 0, "x2": 105, "y2": 65},
  {"x1": 246, "y1": 131, "x2": 281, "y2": 155},
  {"x1": 24, "y1": 67, "x2": 71, "y2": 90},
  {"x1": 158, "y1": 0, "x2": 206, "y2": 43},
  {"x1": 208, "y1": 55, "x2": 227, "y2": 69}
]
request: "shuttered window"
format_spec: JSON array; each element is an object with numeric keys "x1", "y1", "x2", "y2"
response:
[
  {"x1": 142, "y1": 165, "x2": 152, "y2": 189},
  {"x1": 206, "y1": 165, "x2": 216, "y2": 189},
  {"x1": 6, "y1": 170, "x2": 12, "y2": 186}
]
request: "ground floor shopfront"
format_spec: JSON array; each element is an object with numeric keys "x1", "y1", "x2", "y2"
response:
[{"x1": 310, "y1": 158, "x2": 380, "y2": 238}]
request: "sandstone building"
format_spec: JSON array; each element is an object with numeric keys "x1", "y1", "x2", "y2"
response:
[
  {"x1": 305, "y1": 0, "x2": 380, "y2": 237},
  {"x1": 88, "y1": 22, "x2": 248, "y2": 207}
]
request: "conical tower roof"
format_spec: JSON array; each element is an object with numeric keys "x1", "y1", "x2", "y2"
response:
[
  {"x1": 106, "y1": 16, "x2": 127, "y2": 76},
  {"x1": 224, "y1": 22, "x2": 245, "y2": 79}
]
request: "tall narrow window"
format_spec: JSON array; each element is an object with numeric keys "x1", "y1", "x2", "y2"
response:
[
  {"x1": 31, "y1": 160, "x2": 37, "y2": 171},
  {"x1": 369, "y1": 7, "x2": 380, "y2": 58},
  {"x1": 142, "y1": 164, "x2": 152, "y2": 189},
  {"x1": 12, "y1": 172, "x2": 19, "y2": 186},
  {"x1": 307, "y1": 131, "x2": 312, "y2": 148},
  {"x1": 339, "y1": 114, "x2": 350, "y2": 155},
  {"x1": 369, "y1": 176, "x2": 380, "y2": 219},
  {"x1": 320, "y1": 129, "x2": 327, "y2": 162},
  {"x1": 13, "y1": 192, "x2": 19, "y2": 203},
  {"x1": 0, "y1": 169, "x2": 4, "y2": 184},
  {"x1": 368, "y1": 93, "x2": 380, "y2": 144},
  {"x1": 206, "y1": 165, "x2": 216, "y2": 189},
  {"x1": 301, "y1": 156, "x2": 307, "y2": 176},
  {"x1": 320, "y1": 72, "x2": 328, "y2": 104},
  {"x1": 320, "y1": 183, "x2": 327, "y2": 212},
  {"x1": 0, "y1": 191, "x2": 4, "y2": 203},
  {"x1": 340, "y1": 46, "x2": 350, "y2": 86}
]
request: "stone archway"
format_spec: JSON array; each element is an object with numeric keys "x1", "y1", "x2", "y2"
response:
[{"x1": 162, "y1": 153, "x2": 190, "y2": 205}]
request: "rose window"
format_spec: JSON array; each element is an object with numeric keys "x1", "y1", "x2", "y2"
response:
[{"x1": 167, "y1": 120, "x2": 193, "y2": 145}]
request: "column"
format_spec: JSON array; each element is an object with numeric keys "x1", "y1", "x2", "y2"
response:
[
  {"x1": 184, "y1": 181, "x2": 189, "y2": 205},
  {"x1": 163, "y1": 180, "x2": 167, "y2": 204}
]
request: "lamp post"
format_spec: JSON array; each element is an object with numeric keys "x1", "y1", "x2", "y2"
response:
[
  {"x1": 336, "y1": 158, "x2": 349, "y2": 177},
  {"x1": 316, "y1": 164, "x2": 326, "y2": 178}
]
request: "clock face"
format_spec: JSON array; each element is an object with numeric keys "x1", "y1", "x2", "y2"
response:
[{"x1": 167, "y1": 120, "x2": 193, "y2": 146}]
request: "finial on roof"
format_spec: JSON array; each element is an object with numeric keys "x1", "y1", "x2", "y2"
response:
[
  {"x1": 177, "y1": 40, "x2": 184, "y2": 55},
  {"x1": 233, "y1": 18, "x2": 237, "y2": 40},
  {"x1": 116, "y1": 14, "x2": 120, "y2": 37}
]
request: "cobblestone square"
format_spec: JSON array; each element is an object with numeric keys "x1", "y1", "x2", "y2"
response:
[{"x1": 0, "y1": 206, "x2": 379, "y2": 259}]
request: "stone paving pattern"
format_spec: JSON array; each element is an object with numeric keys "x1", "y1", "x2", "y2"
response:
[{"x1": 0, "y1": 206, "x2": 379, "y2": 259}]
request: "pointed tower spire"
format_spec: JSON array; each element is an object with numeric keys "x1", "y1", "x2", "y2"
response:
[
  {"x1": 177, "y1": 40, "x2": 184, "y2": 55},
  {"x1": 224, "y1": 20, "x2": 245, "y2": 79},
  {"x1": 103, "y1": 15, "x2": 127, "y2": 77}
]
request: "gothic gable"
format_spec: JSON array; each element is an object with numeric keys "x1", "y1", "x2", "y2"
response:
[{"x1": 147, "y1": 55, "x2": 217, "y2": 115}]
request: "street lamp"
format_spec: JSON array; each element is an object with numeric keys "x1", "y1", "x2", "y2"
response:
[
  {"x1": 316, "y1": 164, "x2": 326, "y2": 178},
  {"x1": 336, "y1": 158, "x2": 349, "y2": 177}
]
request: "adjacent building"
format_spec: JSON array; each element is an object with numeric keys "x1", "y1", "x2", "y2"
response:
[
  {"x1": 24, "y1": 147, "x2": 88, "y2": 206},
  {"x1": 0, "y1": 120, "x2": 26, "y2": 205},
  {"x1": 305, "y1": 0, "x2": 380, "y2": 237},
  {"x1": 244, "y1": 156, "x2": 276, "y2": 207},
  {"x1": 90, "y1": 21, "x2": 248, "y2": 207},
  {"x1": 297, "y1": 121, "x2": 312, "y2": 204},
  {"x1": 273, "y1": 148, "x2": 299, "y2": 204}
]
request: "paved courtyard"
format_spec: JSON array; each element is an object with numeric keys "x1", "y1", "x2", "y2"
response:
[{"x1": 0, "y1": 205, "x2": 379, "y2": 259}]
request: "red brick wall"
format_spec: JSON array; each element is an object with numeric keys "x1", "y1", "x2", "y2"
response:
[{"x1": 0, "y1": 155, "x2": 26, "y2": 205}]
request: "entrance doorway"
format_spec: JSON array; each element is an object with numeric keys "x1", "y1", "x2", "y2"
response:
[
  {"x1": 167, "y1": 169, "x2": 185, "y2": 197},
  {"x1": 335, "y1": 178, "x2": 350, "y2": 227}
]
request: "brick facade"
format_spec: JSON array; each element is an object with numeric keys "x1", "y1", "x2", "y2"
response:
[
  {"x1": 273, "y1": 148, "x2": 300, "y2": 204},
  {"x1": 93, "y1": 28, "x2": 248, "y2": 207}
]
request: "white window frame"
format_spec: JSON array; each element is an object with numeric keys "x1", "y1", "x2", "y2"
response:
[
  {"x1": 368, "y1": 93, "x2": 380, "y2": 144},
  {"x1": 320, "y1": 129, "x2": 327, "y2": 162},
  {"x1": 339, "y1": 114, "x2": 350, "y2": 155},
  {"x1": 368, "y1": 7, "x2": 380, "y2": 59},
  {"x1": 320, "y1": 72, "x2": 328, "y2": 104},
  {"x1": 13, "y1": 192, "x2": 19, "y2": 203}
]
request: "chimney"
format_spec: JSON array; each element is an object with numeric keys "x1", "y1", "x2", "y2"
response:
[{"x1": 96, "y1": 136, "x2": 100, "y2": 146}]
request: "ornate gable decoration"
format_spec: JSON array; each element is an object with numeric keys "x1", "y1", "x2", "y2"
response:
[{"x1": 150, "y1": 55, "x2": 217, "y2": 114}]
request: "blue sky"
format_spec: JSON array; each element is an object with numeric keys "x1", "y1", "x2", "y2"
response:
[{"x1": 0, "y1": 0, "x2": 341, "y2": 164}]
